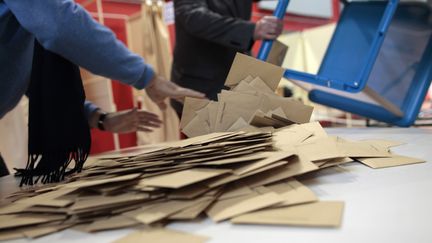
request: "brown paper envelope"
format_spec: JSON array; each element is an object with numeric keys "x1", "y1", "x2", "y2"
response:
[
  {"x1": 65, "y1": 174, "x2": 141, "y2": 189},
  {"x1": 260, "y1": 96, "x2": 313, "y2": 124},
  {"x1": 232, "y1": 81, "x2": 260, "y2": 95},
  {"x1": 84, "y1": 215, "x2": 139, "y2": 233},
  {"x1": 296, "y1": 137, "x2": 343, "y2": 161},
  {"x1": 267, "y1": 39, "x2": 289, "y2": 66},
  {"x1": 114, "y1": 228, "x2": 208, "y2": 243},
  {"x1": 244, "y1": 155, "x2": 319, "y2": 188},
  {"x1": 225, "y1": 141, "x2": 273, "y2": 154},
  {"x1": 180, "y1": 97, "x2": 210, "y2": 129},
  {"x1": 273, "y1": 125, "x2": 314, "y2": 149},
  {"x1": 241, "y1": 75, "x2": 254, "y2": 83},
  {"x1": 231, "y1": 201, "x2": 344, "y2": 228},
  {"x1": 141, "y1": 169, "x2": 230, "y2": 189},
  {"x1": 33, "y1": 199, "x2": 74, "y2": 208},
  {"x1": 133, "y1": 199, "x2": 206, "y2": 224},
  {"x1": 0, "y1": 203, "x2": 31, "y2": 215},
  {"x1": 21, "y1": 206, "x2": 69, "y2": 214},
  {"x1": 0, "y1": 214, "x2": 66, "y2": 230},
  {"x1": 250, "y1": 114, "x2": 287, "y2": 128},
  {"x1": 266, "y1": 179, "x2": 318, "y2": 207},
  {"x1": 280, "y1": 100, "x2": 314, "y2": 124},
  {"x1": 218, "y1": 90, "x2": 263, "y2": 107},
  {"x1": 227, "y1": 117, "x2": 250, "y2": 132},
  {"x1": 360, "y1": 139, "x2": 405, "y2": 149},
  {"x1": 0, "y1": 231, "x2": 24, "y2": 241},
  {"x1": 299, "y1": 122, "x2": 328, "y2": 141},
  {"x1": 176, "y1": 131, "x2": 235, "y2": 147},
  {"x1": 1, "y1": 188, "x2": 78, "y2": 215},
  {"x1": 195, "y1": 104, "x2": 211, "y2": 125},
  {"x1": 15, "y1": 187, "x2": 78, "y2": 204},
  {"x1": 225, "y1": 53, "x2": 284, "y2": 91},
  {"x1": 182, "y1": 115, "x2": 210, "y2": 138},
  {"x1": 181, "y1": 149, "x2": 261, "y2": 165},
  {"x1": 167, "y1": 183, "x2": 216, "y2": 200},
  {"x1": 357, "y1": 155, "x2": 425, "y2": 169},
  {"x1": 271, "y1": 114, "x2": 295, "y2": 126},
  {"x1": 217, "y1": 135, "x2": 271, "y2": 146},
  {"x1": 207, "y1": 161, "x2": 288, "y2": 188},
  {"x1": 206, "y1": 192, "x2": 284, "y2": 222},
  {"x1": 233, "y1": 151, "x2": 295, "y2": 176},
  {"x1": 249, "y1": 77, "x2": 274, "y2": 94},
  {"x1": 23, "y1": 223, "x2": 73, "y2": 238},
  {"x1": 213, "y1": 102, "x2": 226, "y2": 132},
  {"x1": 240, "y1": 125, "x2": 271, "y2": 133},
  {"x1": 318, "y1": 157, "x2": 353, "y2": 169},
  {"x1": 271, "y1": 107, "x2": 288, "y2": 119},
  {"x1": 218, "y1": 182, "x2": 254, "y2": 201},
  {"x1": 336, "y1": 138, "x2": 392, "y2": 158},
  {"x1": 132, "y1": 211, "x2": 170, "y2": 225},
  {"x1": 215, "y1": 104, "x2": 257, "y2": 132},
  {"x1": 69, "y1": 194, "x2": 148, "y2": 212},
  {"x1": 201, "y1": 152, "x2": 270, "y2": 166},
  {"x1": 207, "y1": 101, "x2": 219, "y2": 131},
  {"x1": 95, "y1": 145, "x2": 170, "y2": 160},
  {"x1": 169, "y1": 197, "x2": 216, "y2": 220}
]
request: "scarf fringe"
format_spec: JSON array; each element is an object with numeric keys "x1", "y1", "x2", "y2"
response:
[{"x1": 15, "y1": 147, "x2": 89, "y2": 186}]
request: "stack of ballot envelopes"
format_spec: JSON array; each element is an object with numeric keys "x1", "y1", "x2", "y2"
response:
[
  {"x1": 0, "y1": 122, "x2": 425, "y2": 242},
  {"x1": 0, "y1": 54, "x2": 426, "y2": 242},
  {"x1": 180, "y1": 53, "x2": 314, "y2": 138}
]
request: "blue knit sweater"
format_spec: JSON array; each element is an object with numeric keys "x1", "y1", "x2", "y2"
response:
[{"x1": 0, "y1": 0, "x2": 155, "y2": 118}]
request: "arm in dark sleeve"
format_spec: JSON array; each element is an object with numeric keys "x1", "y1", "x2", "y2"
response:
[{"x1": 174, "y1": 0, "x2": 255, "y2": 50}]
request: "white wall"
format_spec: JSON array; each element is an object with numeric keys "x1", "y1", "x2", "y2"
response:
[{"x1": 258, "y1": 0, "x2": 334, "y2": 19}]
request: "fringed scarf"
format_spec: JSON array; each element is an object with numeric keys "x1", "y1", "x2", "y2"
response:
[{"x1": 16, "y1": 41, "x2": 91, "y2": 186}]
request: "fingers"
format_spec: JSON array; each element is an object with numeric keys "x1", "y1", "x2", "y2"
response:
[
  {"x1": 255, "y1": 16, "x2": 284, "y2": 40},
  {"x1": 137, "y1": 110, "x2": 162, "y2": 122},
  {"x1": 171, "y1": 86, "x2": 206, "y2": 99},
  {"x1": 137, "y1": 126, "x2": 153, "y2": 133},
  {"x1": 139, "y1": 120, "x2": 161, "y2": 128},
  {"x1": 139, "y1": 115, "x2": 162, "y2": 125},
  {"x1": 146, "y1": 78, "x2": 206, "y2": 108},
  {"x1": 263, "y1": 33, "x2": 278, "y2": 40}
]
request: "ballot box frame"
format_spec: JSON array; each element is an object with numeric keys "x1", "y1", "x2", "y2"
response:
[{"x1": 258, "y1": 0, "x2": 432, "y2": 127}]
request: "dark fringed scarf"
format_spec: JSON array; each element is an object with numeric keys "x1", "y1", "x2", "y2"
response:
[{"x1": 16, "y1": 41, "x2": 91, "y2": 186}]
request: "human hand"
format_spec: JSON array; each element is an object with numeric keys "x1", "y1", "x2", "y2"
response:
[
  {"x1": 103, "y1": 108, "x2": 162, "y2": 133},
  {"x1": 254, "y1": 16, "x2": 284, "y2": 40},
  {"x1": 145, "y1": 76, "x2": 206, "y2": 110}
]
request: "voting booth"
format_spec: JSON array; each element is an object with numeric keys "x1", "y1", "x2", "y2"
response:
[{"x1": 259, "y1": 0, "x2": 432, "y2": 127}]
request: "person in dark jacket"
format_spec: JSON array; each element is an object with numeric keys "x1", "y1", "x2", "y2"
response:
[{"x1": 171, "y1": 0, "x2": 284, "y2": 116}]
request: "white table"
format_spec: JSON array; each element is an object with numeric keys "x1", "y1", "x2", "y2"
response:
[{"x1": 3, "y1": 128, "x2": 432, "y2": 243}]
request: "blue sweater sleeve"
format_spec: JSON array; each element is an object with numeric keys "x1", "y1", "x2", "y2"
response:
[
  {"x1": 4, "y1": 0, "x2": 154, "y2": 90},
  {"x1": 83, "y1": 100, "x2": 100, "y2": 121}
]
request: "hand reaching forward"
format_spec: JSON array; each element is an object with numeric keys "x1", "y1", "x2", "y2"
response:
[
  {"x1": 145, "y1": 76, "x2": 206, "y2": 110},
  {"x1": 103, "y1": 108, "x2": 162, "y2": 133}
]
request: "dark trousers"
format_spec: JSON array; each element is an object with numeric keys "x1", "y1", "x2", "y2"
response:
[{"x1": 0, "y1": 154, "x2": 9, "y2": 177}]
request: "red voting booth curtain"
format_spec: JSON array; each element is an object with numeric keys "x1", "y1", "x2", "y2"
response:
[{"x1": 77, "y1": 1, "x2": 142, "y2": 154}]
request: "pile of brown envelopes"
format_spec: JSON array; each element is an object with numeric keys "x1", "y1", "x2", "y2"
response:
[
  {"x1": 180, "y1": 53, "x2": 314, "y2": 138},
  {"x1": 0, "y1": 121, "x2": 425, "y2": 242}
]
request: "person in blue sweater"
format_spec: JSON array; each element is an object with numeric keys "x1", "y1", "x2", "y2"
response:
[
  {"x1": 0, "y1": 0, "x2": 204, "y2": 118},
  {"x1": 0, "y1": 0, "x2": 205, "y2": 180}
]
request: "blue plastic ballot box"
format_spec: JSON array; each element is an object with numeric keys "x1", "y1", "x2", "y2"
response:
[{"x1": 258, "y1": 0, "x2": 432, "y2": 127}]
